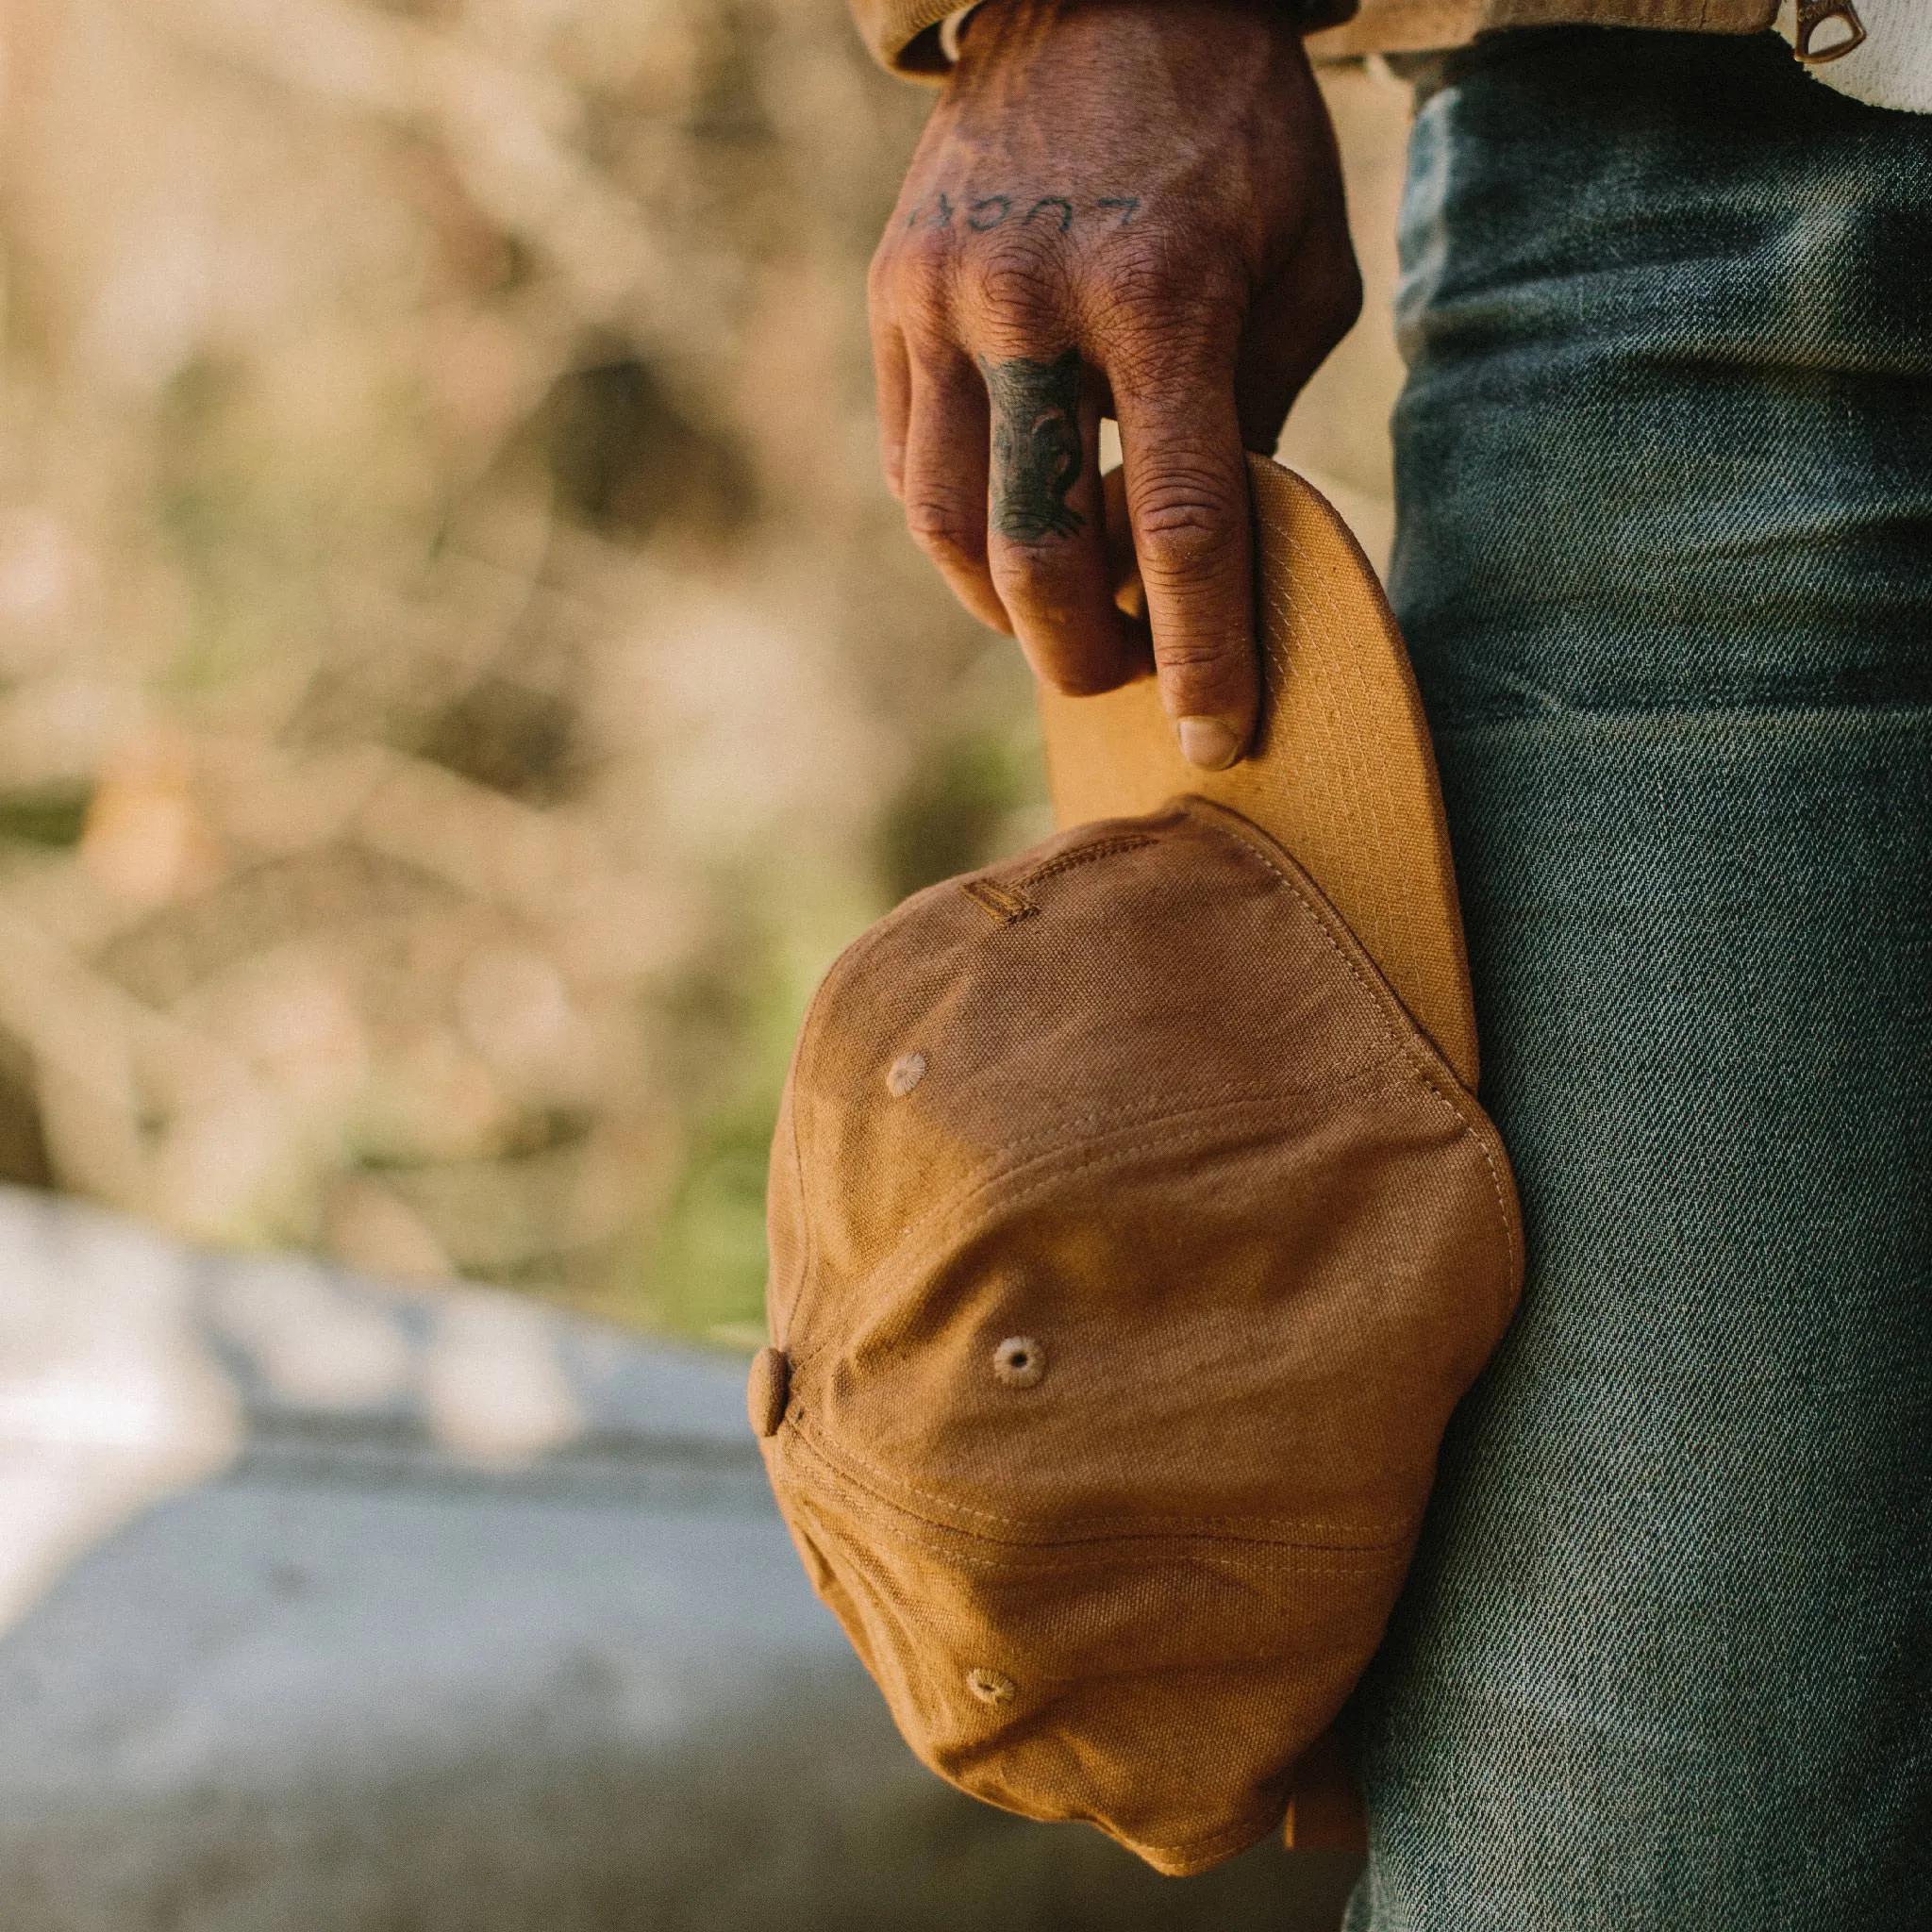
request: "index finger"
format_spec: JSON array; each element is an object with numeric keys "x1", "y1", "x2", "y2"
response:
[
  {"x1": 1109, "y1": 376, "x2": 1257, "y2": 770},
  {"x1": 868, "y1": 293, "x2": 912, "y2": 501}
]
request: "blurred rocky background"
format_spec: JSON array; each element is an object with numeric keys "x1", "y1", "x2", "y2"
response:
[{"x1": 0, "y1": 0, "x2": 1407, "y2": 1344}]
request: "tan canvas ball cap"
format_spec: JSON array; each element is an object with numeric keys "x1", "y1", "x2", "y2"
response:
[{"x1": 752, "y1": 458, "x2": 1523, "y2": 1875}]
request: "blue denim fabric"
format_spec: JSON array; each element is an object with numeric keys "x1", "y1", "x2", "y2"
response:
[{"x1": 1346, "y1": 29, "x2": 1932, "y2": 1931}]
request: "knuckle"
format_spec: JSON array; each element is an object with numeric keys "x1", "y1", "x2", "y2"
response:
[
  {"x1": 1099, "y1": 245, "x2": 1194, "y2": 318},
  {"x1": 875, "y1": 225, "x2": 956, "y2": 304},
  {"x1": 1155, "y1": 638, "x2": 1249, "y2": 711},
  {"x1": 992, "y1": 546, "x2": 1097, "y2": 639},
  {"x1": 1132, "y1": 485, "x2": 1242, "y2": 584},
  {"x1": 964, "y1": 234, "x2": 1069, "y2": 335},
  {"x1": 1094, "y1": 250, "x2": 1241, "y2": 360},
  {"x1": 901, "y1": 258, "x2": 959, "y2": 334},
  {"x1": 1109, "y1": 311, "x2": 1236, "y2": 391},
  {"x1": 995, "y1": 533, "x2": 1081, "y2": 581},
  {"x1": 905, "y1": 496, "x2": 983, "y2": 569},
  {"x1": 900, "y1": 304, "x2": 963, "y2": 366},
  {"x1": 1152, "y1": 636, "x2": 1240, "y2": 679}
]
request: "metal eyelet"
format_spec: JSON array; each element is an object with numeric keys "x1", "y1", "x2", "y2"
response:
[
  {"x1": 967, "y1": 1667, "x2": 1016, "y2": 1706},
  {"x1": 991, "y1": 1336, "x2": 1044, "y2": 1389}
]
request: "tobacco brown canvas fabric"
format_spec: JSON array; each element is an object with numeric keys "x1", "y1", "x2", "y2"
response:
[{"x1": 755, "y1": 797, "x2": 1522, "y2": 1874}]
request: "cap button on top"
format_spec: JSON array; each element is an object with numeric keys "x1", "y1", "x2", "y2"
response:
[{"x1": 746, "y1": 1346, "x2": 790, "y2": 1439}]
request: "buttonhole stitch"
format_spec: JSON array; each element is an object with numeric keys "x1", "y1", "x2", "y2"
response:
[
  {"x1": 991, "y1": 1336, "x2": 1045, "y2": 1389},
  {"x1": 958, "y1": 877, "x2": 1037, "y2": 924},
  {"x1": 887, "y1": 1051, "x2": 927, "y2": 1097},
  {"x1": 967, "y1": 1667, "x2": 1016, "y2": 1707}
]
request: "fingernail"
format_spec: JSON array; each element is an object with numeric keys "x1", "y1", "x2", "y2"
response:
[{"x1": 1177, "y1": 716, "x2": 1241, "y2": 771}]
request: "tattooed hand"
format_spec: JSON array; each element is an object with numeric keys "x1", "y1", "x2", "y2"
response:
[{"x1": 869, "y1": 0, "x2": 1359, "y2": 767}]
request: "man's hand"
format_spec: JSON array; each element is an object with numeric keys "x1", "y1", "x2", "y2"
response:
[{"x1": 869, "y1": 0, "x2": 1359, "y2": 768}]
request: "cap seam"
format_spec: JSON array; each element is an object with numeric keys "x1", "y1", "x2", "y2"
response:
[
  {"x1": 1118, "y1": 1806, "x2": 1287, "y2": 1872},
  {"x1": 784, "y1": 1491, "x2": 1313, "y2": 1870},
  {"x1": 784, "y1": 1066, "x2": 1507, "y2": 1398},
  {"x1": 1012, "y1": 832, "x2": 1159, "y2": 887},
  {"x1": 1175, "y1": 799, "x2": 1523, "y2": 1298},
  {"x1": 792, "y1": 818, "x2": 1181, "y2": 1076},
  {"x1": 783, "y1": 805, "x2": 1519, "y2": 1365},
  {"x1": 781, "y1": 1074, "x2": 1425, "y2": 1378},
  {"x1": 782, "y1": 1486, "x2": 1350, "y2": 1870},
  {"x1": 778, "y1": 1418, "x2": 1418, "y2": 1557},
  {"x1": 783, "y1": 814, "x2": 1188, "y2": 1355},
  {"x1": 1034, "y1": 1791, "x2": 1291, "y2": 1872},
  {"x1": 955, "y1": 1739, "x2": 1288, "y2": 1871}
]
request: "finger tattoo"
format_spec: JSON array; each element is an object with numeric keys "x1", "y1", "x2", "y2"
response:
[{"x1": 979, "y1": 348, "x2": 1085, "y2": 543}]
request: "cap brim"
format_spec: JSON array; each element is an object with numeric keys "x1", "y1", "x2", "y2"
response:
[{"x1": 1038, "y1": 454, "x2": 1479, "y2": 1091}]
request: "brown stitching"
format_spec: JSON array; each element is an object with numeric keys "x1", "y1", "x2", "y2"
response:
[
  {"x1": 958, "y1": 877, "x2": 1038, "y2": 924},
  {"x1": 958, "y1": 833, "x2": 1159, "y2": 922},
  {"x1": 792, "y1": 803, "x2": 1518, "y2": 1365},
  {"x1": 1013, "y1": 833, "x2": 1158, "y2": 888},
  {"x1": 784, "y1": 1079, "x2": 1409, "y2": 1383},
  {"x1": 795, "y1": 1446, "x2": 1417, "y2": 1557},
  {"x1": 787, "y1": 841, "x2": 1044, "y2": 1334},
  {"x1": 1141, "y1": 1813, "x2": 1287, "y2": 1868},
  {"x1": 894, "y1": 807, "x2": 1524, "y2": 1352},
  {"x1": 791, "y1": 1020, "x2": 1511, "y2": 1388},
  {"x1": 1179, "y1": 802, "x2": 1521, "y2": 1291},
  {"x1": 787, "y1": 1498, "x2": 1351, "y2": 1866},
  {"x1": 781, "y1": 1426, "x2": 1414, "y2": 1555},
  {"x1": 788, "y1": 1156, "x2": 1447, "y2": 1523},
  {"x1": 815, "y1": 1075, "x2": 1394, "y2": 1289}
]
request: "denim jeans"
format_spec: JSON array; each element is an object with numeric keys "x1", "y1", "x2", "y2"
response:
[{"x1": 1345, "y1": 29, "x2": 1932, "y2": 1931}]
